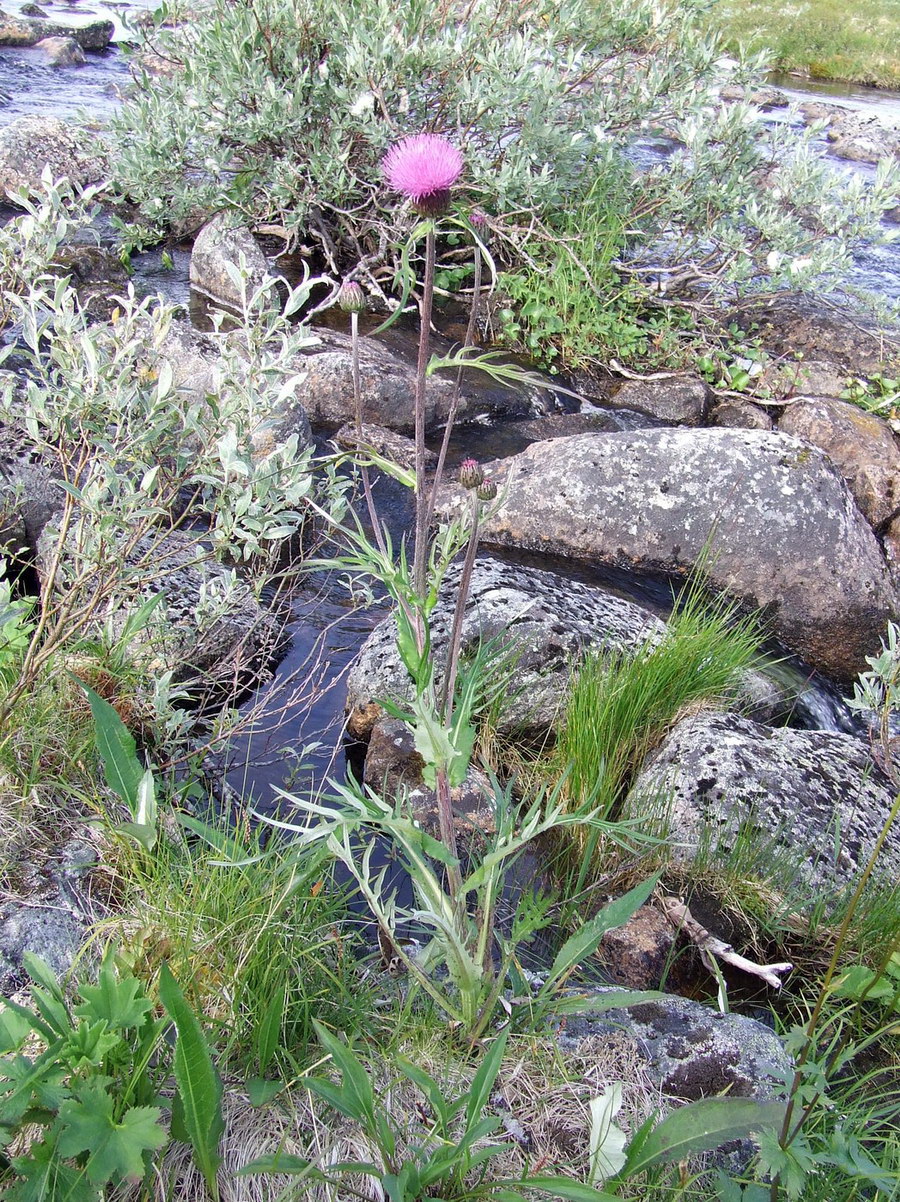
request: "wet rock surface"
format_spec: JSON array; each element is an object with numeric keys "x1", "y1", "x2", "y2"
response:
[
  {"x1": 436, "y1": 428, "x2": 898, "y2": 680},
  {"x1": 626, "y1": 711, "x2": 900, "y2": 890},
  {"x1": 0, "y1": 7, "x2": 113, "y2": 49},
  {"x1": 558, "y1": 990, "x2": 791, "y2": 1102},
  {"x1": 606, "y1": 375, "x2": 709, "y2": 426},
  {"x1": 34, "y1": 34, "x2": 85, "y2": 64}
]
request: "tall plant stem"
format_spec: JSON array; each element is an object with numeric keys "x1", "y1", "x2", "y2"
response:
[
  {"x1": 412, "y1": 225, "x2": 437, "y2": 617},
  {"x1": 425, "y1": 243, "x2": 483, "y2": 539},
  {"x1": 435, "y1": 768, "x2": 463, "y2": 900},
  {"x1": 440, "y1": 491, "x2": 482, "y2": 719},
  {"x1": 351, "y1": 310, "x2": 386, "y2": 557}
]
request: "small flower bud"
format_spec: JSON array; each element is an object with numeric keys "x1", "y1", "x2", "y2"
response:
[
  {"x1": 475, "y1": 479, "x2": 497, "y2": 502},
  {"x1": 459, "y1": 458, "x2": 484, "y2": 490},
  {"x1": 470, "y1": 208, "x2": 491, "y2": 241},
  {"x1": 338, "y1": 280, "x2": 366, "y2": 314}
]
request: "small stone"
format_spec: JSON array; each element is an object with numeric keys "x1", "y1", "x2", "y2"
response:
[{"x1": 189, "y1": 213, "x2": 268, "y2": 310}]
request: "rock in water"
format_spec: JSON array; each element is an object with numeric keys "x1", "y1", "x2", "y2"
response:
[
  {"x1": 436, "y1": 429, "x2": 898, "y2": 680},
  {"x1": 189, "y1": 213, "x2": 269, "y2": 310},
  {"x1": 34, "y1": 35, "x2": 85, "y2": 65}
]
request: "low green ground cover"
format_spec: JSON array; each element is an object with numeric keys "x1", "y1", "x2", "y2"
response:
[{"x1": 710, "y1": 0, "x2": 900, "y2": 88}]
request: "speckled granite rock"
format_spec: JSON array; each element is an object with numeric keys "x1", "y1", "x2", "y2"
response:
[
  {"x1": 189, "y1": 213, "x2": 268, "y2": 310},
  {"x1": 625, "y1": 711, "x2": 899, "y2": 891},
  {"x1": 435, "y1": 429, "x2": 898, "y2": 680},
  {"x1": 0, "y1": 115, "x2": 106, "y2": 198}
]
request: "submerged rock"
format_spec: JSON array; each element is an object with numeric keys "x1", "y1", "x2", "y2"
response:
[
  {"x1": 0, "y1": 115, "x2": 106, "y2": 198},
  {"x1": 558, "y1": 990, "x2": 791, "y2": 1102},
  {"x1": 436, "y1": 429, "x2": 898, "y2": 680},
  {"x1": 778, "y1": 396, "x2": 900, "y2": 529},
  {"x1": 625, "y1": 711, "x2": 899, "y2": 891},
  {"x1": 189, "y1": 213, "x2": 268, "y2": 309}
]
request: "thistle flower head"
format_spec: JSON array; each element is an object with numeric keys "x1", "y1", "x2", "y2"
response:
[
  {"x1": 382, "y1": 133, "x2": 463, "y2": 217},
  {"x1": 459, "y1": 458, "x2": 484, "y2": 490},
  {"x1": 476, "y1": 478, "x2": 497, "y2": 503},
  {"x1": 337, "y1": 279, "x2": 366, "y2": 314}
]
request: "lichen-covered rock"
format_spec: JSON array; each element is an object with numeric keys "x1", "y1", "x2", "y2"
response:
[
  {"x1": 778, "y1": 396, "x2": 900, "y2": 528},
  {"x1": 34, "y1": 34, "x2": 85, "y2": 64},
  {"x1": 606, "y1": 375, "x2": 709, "y2": 426},
  {"x1": 189, "y1": 214, "x2": 268, "y2": 309},
  {"x1": 0, "y1": 9, "x2": 113, "y2": 48},
  {"x1": 557, "y1": 990, "x2": 791, "y2": 1102},
  {"x1": 346, "y1": 556, "x2": 667, "y2": 741},
  {"x1": 0, "y1": 417, "x2": 63, "y2": 555},
  {"x1": 0, "y1": 841, "x2": 96, "y2": 995},
  {"x1": 436, "y1": 429, "x2": 898, "y2": 680},
  {"x1": 0, "y1": 116, "x2": 106, "y2": 198},
  {"x1": 625, "y1": 711, "x2": 899, "y2": 890}
]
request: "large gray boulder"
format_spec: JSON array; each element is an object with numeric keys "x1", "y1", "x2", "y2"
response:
[
  {"x1": 189, "y1": 214, "x2": 268, "y2": 310},
  {"x1": 0, "y1": 116, "x2": 106, "y2": 199},
  {"x1": 345, "y1": 555, "x2": 784, "y2": 742},
  {"x1": 626, "y1": 711, "x2": 899, "y2": 891},
  {"x1": 285, "y1": 328, "x2": 556, "y2": 434},
  {"x1": 778, "y1": 396, "x2": 900, "y2": 529},
  {"x1": 436, "y1": 429, "x2": 898, "y2": 680}
]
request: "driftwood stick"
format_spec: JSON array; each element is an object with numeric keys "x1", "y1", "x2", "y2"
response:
[{"x1": 661, "y1": 896, "x2": 793, "y2": 990}]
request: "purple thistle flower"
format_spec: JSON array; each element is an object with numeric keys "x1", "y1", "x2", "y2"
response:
[{"x1": 382, "y1": 133, "x2": 463, "y2": 217}]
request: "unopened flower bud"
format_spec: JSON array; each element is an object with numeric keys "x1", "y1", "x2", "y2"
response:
[
  {"x1": 475, "y1": 478, "x2": 497, "y2": 502},
  {"x1": 470, "y1": 208, "x2": 491, "y2": 240},
  {"x1": 338, "y1": 280, "x2": 366, "y2": 314},
  {"x1": 459, "y1": 458, "x2": 484, "y2": 490}
]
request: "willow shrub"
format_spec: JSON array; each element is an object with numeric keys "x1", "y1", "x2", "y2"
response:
[{"x1": 111, "y1": 0, "x2": 900, "y2": 341}]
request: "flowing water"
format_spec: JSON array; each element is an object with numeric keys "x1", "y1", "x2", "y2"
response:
[{"x1": 2, "y1": 25, "x2": 893, "y2": 804}]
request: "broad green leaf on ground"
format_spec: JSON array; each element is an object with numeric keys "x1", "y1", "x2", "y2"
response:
[
  {"x1": 7, "y1": 1139, "x2": 100, "y2": 1202},
  {"x1": 74, "y1": 964, "x2": 153, "y2": 1032},
  {"x1": 626, "y1": 1098, "x2": 787, "y2": 1175},
  {"x1": 56, "y1": 1080, "x2": 165, "y2": 1184}
]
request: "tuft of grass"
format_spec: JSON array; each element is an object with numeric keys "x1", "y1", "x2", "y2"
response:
[
  {"x1": 109, "y1": 817, "x2": 374, "y2": 1075},
  {"x1": 552, "y1": 587, "x2": 762, "y2": 823},
  {"x1": 709, "y1": 0, "x2": 900, "y2": 88}
]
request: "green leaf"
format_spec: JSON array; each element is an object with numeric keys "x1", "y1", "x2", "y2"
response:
[
  {"x1": 158, "y1": 963, "x2": 223, "y2": 1200},
  {"x1": 0, "y1": 1008, "x2": 32, "y2": 1054},
  {"x1": 625, "y1": 1098, "x2": 787, "y2": 1176},
  {"x1": 465, "y1": 1029, "x2": 508, "y2": 1131},
  {"x1": 56, "y1": 1081, "x2": 166, "y2": 1185},
  {"x1": 546, "y1": 876, "x2": 660, "y2": 989},
  {"x1": 235, "y1": 1152, "x2": 316, "y2": 1176},
  {"x1": 246, "y1": 1078, "x2": 283, "y2": 1107},
  {"x1": 76, "y1": 680, "x2": 143, "y2": 812},
  {"x1": 75, "y1": 962, "x2": 153, "y2": 1032},
  {"x1": 310, "y1": 1020, "x2": 374, "y2": 1129},
  {"x1": 498, "y1": 1175, "x2": 622, "y2": 1201},
  {"x1": 551, "y1": 989, "x2": 667, "y2": 1016},
  {"x1": 7, "y1": 1138, "x2": 100, "y2": 1202}
]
